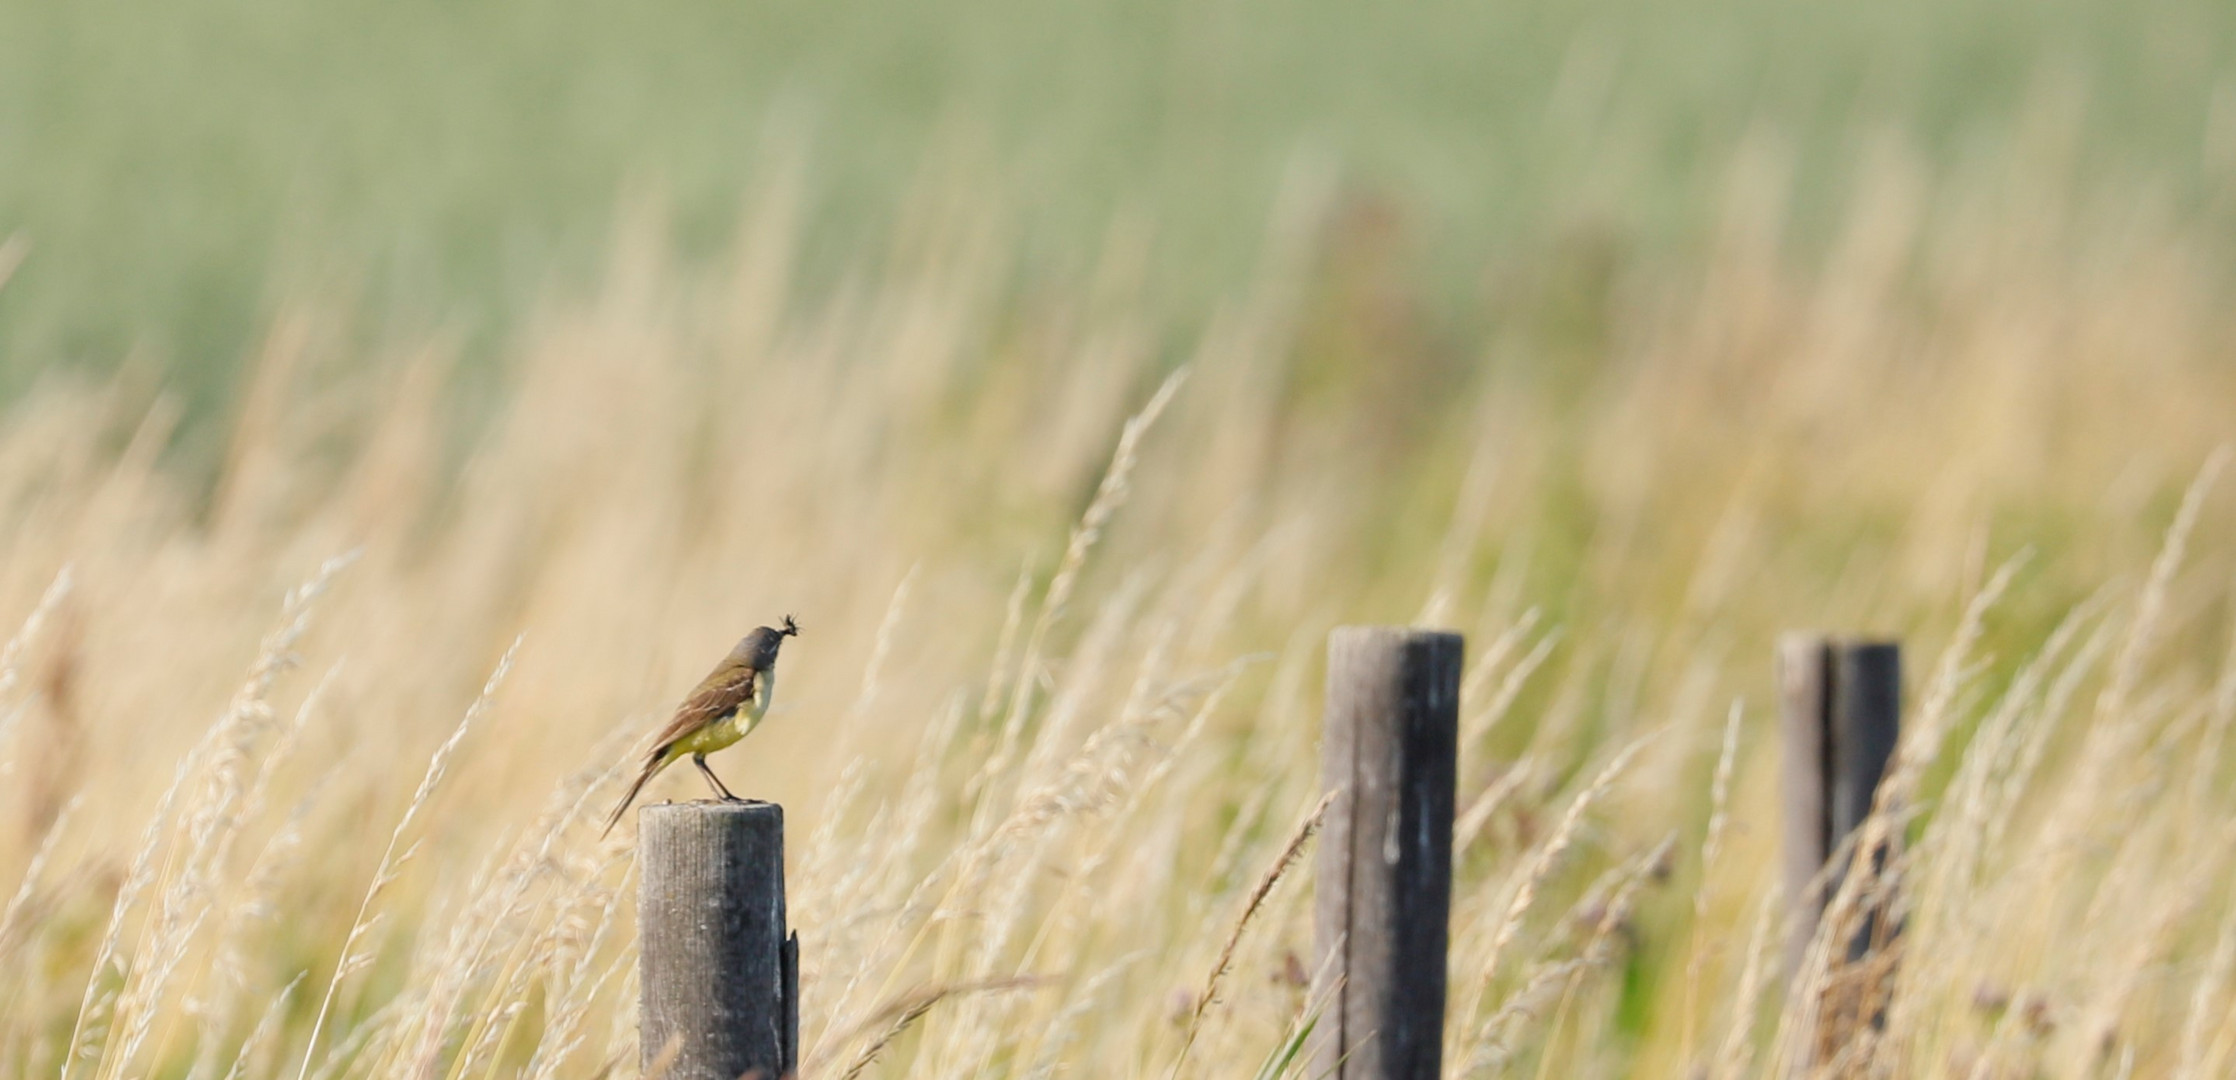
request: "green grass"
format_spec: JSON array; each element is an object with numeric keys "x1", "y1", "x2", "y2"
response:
[{"x1": 4, "y1": 0, "x2": 2236, "y2": 413}]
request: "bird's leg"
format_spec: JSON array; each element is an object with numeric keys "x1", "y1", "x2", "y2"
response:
[{"x1": 692, "y1": 753, "x2": 742, "y2": 801}]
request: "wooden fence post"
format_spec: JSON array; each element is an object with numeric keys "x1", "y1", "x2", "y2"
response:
[
  {"x1": 1778, "y1": 636, "x2": 1900, "y2": 1054},
  {"x1": 640, "y1": 802, "x2": 798, "y2": 1080},
  {"x1": 1313, "y1": 627, "x2": 1463, "y2": 1080}
]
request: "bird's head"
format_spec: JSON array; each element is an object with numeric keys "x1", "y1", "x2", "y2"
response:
[{"x1": 736, "y1": 615, "x2": 801, "y2": 669}]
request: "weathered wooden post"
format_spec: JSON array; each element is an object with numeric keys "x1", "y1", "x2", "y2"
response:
[
  {"x1": 1778, "y1": 636, "x2": 1901, "y2": 968},
  {"x1": 1313, "y1": 627, "x2": 1463, "y2": 1080},
  {"x1": 1779, "y1": 636, "x2": 1900, "y2": 1059},
  {"x1": 639, "y1": 802, "x2": 799, "y2": 1080}
]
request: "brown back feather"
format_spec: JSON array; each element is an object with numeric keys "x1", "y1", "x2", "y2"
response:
[{"x1": 648, "y1": 656, "x2": 759, "y2": 755}]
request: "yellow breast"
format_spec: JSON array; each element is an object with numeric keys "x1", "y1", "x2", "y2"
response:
[{"x1": 667, "y1": 671, "x2": 774, "y2": 757}]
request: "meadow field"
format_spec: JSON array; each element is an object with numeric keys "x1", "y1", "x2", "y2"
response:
[
  {"x1": 7, "y1": 1, "x2": 2236, "y2": 1078},
  {"x1": 0, "y1": 146, "x2": 2232, "y2": 1076}
]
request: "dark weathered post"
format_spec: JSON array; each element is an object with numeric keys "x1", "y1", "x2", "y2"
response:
[
  {"x1": 640, "y1": 802, "x2": 798, "y2": 1080},
  {"x1": 1779, "y1": 636, "x2": 1900, "y2": 1061},
  {"x1": 1313, "y1": 627, "x2": 1463, "y2": 1080},
  {"x1": 1778, "y1": 636, "x2": 1901, "y2": 969}
]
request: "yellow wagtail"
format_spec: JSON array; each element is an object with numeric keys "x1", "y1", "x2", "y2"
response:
[{"x1": 603, "y1": 615, "x2": 799, "y2": 835}]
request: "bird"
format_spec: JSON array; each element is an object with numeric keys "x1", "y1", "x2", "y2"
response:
[{"x1": 602, "y1": 615, "x2": 800, "y2": 836}]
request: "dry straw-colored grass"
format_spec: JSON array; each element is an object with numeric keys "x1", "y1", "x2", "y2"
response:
[{"x1": 2, "y1": 135, "x2": 2236, "y2": 1079}]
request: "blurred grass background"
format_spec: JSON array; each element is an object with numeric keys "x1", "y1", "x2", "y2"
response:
[
  {"x1": 6, "y1": 0, "x2": 2236, "y2": 412},
  {"x1": 6, "y1": 1, "x2": 2236, "y2": 1077}
]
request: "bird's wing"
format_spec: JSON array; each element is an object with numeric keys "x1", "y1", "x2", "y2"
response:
[{"x1": 649, "y1": 658, "x2": 759, "y2": 756}]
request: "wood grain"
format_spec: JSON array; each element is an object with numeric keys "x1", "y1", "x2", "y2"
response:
[
  {"x1": 1312, "y1": 627, "x2": 1462, "y2": 1080},
  {"x1": 639, "y1": 801, "x2": 796, "y2": 1080}
]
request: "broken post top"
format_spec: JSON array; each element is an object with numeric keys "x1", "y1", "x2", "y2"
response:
[{"x1": 1328, "y1": 628, "x2": 1466, "y2": 692}]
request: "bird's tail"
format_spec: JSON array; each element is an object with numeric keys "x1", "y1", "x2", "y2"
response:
[{"x1": 601, "y1": 753, "x2": 662, "y2": 838}]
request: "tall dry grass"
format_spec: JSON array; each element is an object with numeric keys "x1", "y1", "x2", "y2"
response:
[{"x1": 1, "y1": 138, "x2": 2235, "y2": 1078}]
